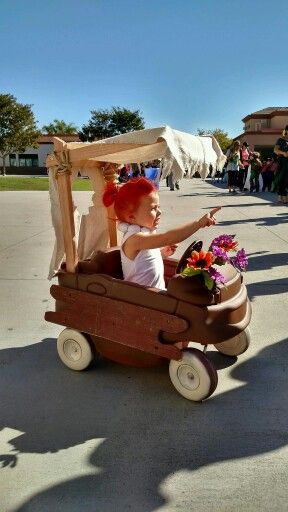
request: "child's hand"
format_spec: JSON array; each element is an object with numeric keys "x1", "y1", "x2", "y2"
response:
[
  {"x1": 198, "y1": 207, "x2": 221, "y2": 228},
  {"x1": 161, "y1": 244, "x2": 178, "y2": 258}
]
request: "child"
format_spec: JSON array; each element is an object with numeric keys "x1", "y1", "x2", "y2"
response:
[
  {"x1": 103, "y1": 177, "x2": 221, "y2": 290},
  {"x1": 226, "y1": 140, "x2": 243, "y2": 193},
  {"x1": 250, "y1": 152, "x2": 262, "y2": 193},
  {"x1": 261, "y1": 158, "x2": 274, "y2": 192}
]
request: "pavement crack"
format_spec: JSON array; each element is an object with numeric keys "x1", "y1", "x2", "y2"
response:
[{"x1": 0, "y1": 227, "x2": 52, "y2": 255}]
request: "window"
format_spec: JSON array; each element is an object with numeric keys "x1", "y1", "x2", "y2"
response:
[
  {"x1": 9, "y1": 154, "x2": 17, "y2": 166},
  {"x1": 18, "y1": 154, "x2": 39, "y2": 167}
]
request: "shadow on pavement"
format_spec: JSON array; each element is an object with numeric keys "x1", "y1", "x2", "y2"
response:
[
  {"x1": 219, "y1": 213, "x2": 288, "y2": 227},
  {"x1": 0, "y1": 335, "x2": 287, "y2": 511},
  {"x1": 248, "y1": 252, "x2": 288, "y2": 272},
  {"x1": 246, "y1": 250, "x2": 288, "y2": 300}
]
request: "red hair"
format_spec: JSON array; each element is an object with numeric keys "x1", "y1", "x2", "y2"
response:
[{"x1": 103, "y1": 177, "x2": 156, "y2": 222}]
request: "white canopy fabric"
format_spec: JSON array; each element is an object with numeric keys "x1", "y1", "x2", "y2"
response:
[
  {"x1": 47, "y1": 125, "x2": 226, "y2": 278},
  {"x1": 47, "y1": 125, "x2": 226, "y2": 181}
]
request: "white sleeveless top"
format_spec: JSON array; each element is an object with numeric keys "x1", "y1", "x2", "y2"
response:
[{"x1": 118, "y1": 222, "x2": 165, "y2": 290}]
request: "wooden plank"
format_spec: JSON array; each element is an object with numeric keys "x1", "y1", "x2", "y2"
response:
[
  {"x1": 47, "y1": 141, "x2": 166, "y2": 166},
  {"x1": 102, "y1": 162, "x2": 118, "y2": 247},
  {"x1": 46, "y1": 309, "x2": 181, "y2": 361},
  {"x1": 46, "y1": 285, "x2": 187, "y2": 360},
  {"x1": 107, "y1": 204, "x2": 117, "y2": 246},
  {"x1": 57, "y1": 171, "x2": 78, "y2": 273},
  {"x1": 68, "y1": 142, "x2": 148, "y2": 161}
]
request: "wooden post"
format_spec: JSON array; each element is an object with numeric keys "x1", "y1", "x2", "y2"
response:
[
  {"x1": 53, "y1": 138, "x2": 78, "y2": 273},
  {"x1": 107, "y1": 204, "x2": 118, "y2": 247},
  {"x1": 57, "y1": 173, "x2": 78, "y2": 273},
  {"x1": 102, "y1": 163, "x2": 118, "y2": 247}
]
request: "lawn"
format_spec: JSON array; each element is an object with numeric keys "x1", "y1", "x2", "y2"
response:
[{"x1": 0, "y1": 177, "x2": 93, "y2": 191}]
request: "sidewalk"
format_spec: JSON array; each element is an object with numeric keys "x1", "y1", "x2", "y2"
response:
[{"x1": 0, "y1": 179, "x2": 287, "y2": 512}]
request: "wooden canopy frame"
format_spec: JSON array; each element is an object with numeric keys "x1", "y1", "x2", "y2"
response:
[
  {"x1": 46, "y1": 128, "x2": 226, "y2": 276},
  {"x1": 47, "y1": 137, "x2": 123, "y2": 273}
]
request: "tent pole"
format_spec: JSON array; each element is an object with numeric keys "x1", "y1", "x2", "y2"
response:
[
  {"x1": 52, "y1": 137, "x2": 78, "y2": 273},
  {"x1": 57, "y1": 172, "x2": 78, "y2": 273},
  {"x1": 102, "y1": 163, "x2": 118, "y2": 247}
]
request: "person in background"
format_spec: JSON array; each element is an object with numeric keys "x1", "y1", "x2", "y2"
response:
[
  {"x1": 261, "y1": 157, "x2": 274, "y2": 192},
  {"x1": 270, "y1": 155, "x2": 278, "y2": 176},
  {"x1": 273, "y1": 125, "x2": 288, "y2": 204},
  {"x1": 238, "y1": 142, "x2": 250, "y2": 192},
  {"x1": 118, "y1": 165, "x2": 129, "y2": 183},
  {"x1": 167, "y1": 171, "x2": 180, "y2": 191},
  {"x1": 226, "y1": 140, "x2": 242, "y2": 193},
  {"x1": 131, "y1": 163, "x2": 141, "y2": 178},
  {"x1": 250, "y1": 152, "x2": 262, "y2": 193}
]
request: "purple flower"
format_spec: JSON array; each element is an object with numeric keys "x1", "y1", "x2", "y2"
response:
[
  {"x1": 211, "y1": 245, "x2": 230, "y2": 262},
  {"x1": 211, "y1": 234, "x2": 238, "y2": 253},
  {"x1": 208, "y1": 267, "x2": 225, "y2": 284},
  {"x1": 230, "y1": 248, "x2": 248, "y2": 271}
]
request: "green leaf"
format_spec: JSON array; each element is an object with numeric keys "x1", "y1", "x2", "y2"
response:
[
  {"x1": 181, "y1": 267, "x2": 202, "y2": 278},
  {"x1": 214, "y1": 257, "x2": 226, "y2": 266},
  {"x1": 203, "y1": 271, "x2": 215, "y2": 291}
]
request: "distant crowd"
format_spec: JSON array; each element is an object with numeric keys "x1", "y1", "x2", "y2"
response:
[
  {"x1": 118, "y1": 161, "x2": 183, "y2": 193},
  {"x1": 211, "y1": 127, "x2": 288, "y2": 204},
  {"x1": 116, "y1": 126, "x2": 288, "y2": 205}
]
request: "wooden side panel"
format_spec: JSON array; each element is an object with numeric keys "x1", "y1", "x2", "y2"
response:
[{"x1": 46, "y1": 285, "x2": 187, "y2": 360}]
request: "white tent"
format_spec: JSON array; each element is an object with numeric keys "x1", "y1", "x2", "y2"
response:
[
  {"x1": 46, "y1": 125, "x2": 225, "y2": 278},
  {"x1": 47, "y1": 125, "x2": 225, "y2": 180}
]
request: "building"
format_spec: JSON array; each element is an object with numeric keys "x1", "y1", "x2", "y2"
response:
[
  {"x1": 1, "y1": 134, "x2": 81, "y2": 175},
  {"x1": 234, "y1": 107, "x2": 288, "y2": 158}
]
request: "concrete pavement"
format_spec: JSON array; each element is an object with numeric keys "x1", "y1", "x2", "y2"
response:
[{"x1": 0, "y1": 179, "x2": 288, "y2": 511}]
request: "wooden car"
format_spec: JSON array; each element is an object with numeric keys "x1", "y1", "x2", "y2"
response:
[
  {"x1": 45, "y1": 135, "x2": 249, "y2": 401},
  {"x1": 45, "y1": 242, "x2": 251, "y2": 402}
]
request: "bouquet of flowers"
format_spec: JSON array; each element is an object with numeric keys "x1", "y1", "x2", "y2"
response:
[{"x1": 181, "y1": 234, "x2": 248, "y2": 291}]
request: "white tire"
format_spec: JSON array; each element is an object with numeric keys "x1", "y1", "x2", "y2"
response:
[
  {"x1": 57, "y1": 329, "x2": 93, "y2": 370},
  {"x1": 169, "y1": 348, "x2": 218, "y2": 401},
  {"x1": 214, "y1": 328, "x2": 251, "y2": 356}
]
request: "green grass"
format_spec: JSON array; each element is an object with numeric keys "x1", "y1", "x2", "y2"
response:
[{"x1": 0, "y1": 177, "x2": 93, "y2": 191}]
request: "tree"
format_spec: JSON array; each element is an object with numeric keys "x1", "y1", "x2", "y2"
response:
[
  {"x1": 0, "y1": 94, "x2": 40, "y2": 176},
  {"x1": 79, "y1": 106, "x2": 145, "y2": 141},
  {"x1": 42, "y1": 119, "x2": 78, "y2": 134},
  {"x1": 197, "y1": 128, "x2": 232, "y2": 152}
]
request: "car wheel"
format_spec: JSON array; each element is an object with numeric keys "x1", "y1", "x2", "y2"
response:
[
  {"x1": 57, "y1": 328, "x2": 93, "y2": 370},
  {"x1": 169, "y1": 348, "x2": 218, "y2": 401}
]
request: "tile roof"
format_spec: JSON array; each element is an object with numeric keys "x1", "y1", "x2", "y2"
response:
[
  {"x1": 251, "y1": 107, "x2": 288, "y2": 115},
  {"x1": 38, "y1": 134, "x2": 81, "y2": 143},
  {"x1": 242, "y1": 107, "x2": 288, "y2": 121}
]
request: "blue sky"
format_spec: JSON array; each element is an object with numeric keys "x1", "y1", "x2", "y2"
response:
[{"x1": 1, "y1": 0, "x2": 287, "y2": 137}]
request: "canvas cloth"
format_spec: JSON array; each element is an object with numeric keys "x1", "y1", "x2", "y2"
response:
[{"x1": 55, "y1": 125, "x2": 226, "y2": 181}]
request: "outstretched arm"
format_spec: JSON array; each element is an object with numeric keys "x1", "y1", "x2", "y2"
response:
[{"x1": 126, "y1": 207, "x2": 221, "y2": 256}]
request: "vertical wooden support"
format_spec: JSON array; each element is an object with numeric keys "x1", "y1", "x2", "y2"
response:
[
  {"x1": 53, "y1": 138, "x2": 78, "y2": 273},
  {"x1": 102, "y1": 163, "x2": 118, "y2": 247},
  {"x1": 57, "y1": 172, "x2": 78, "y2": 273},
  {"x1": 107, "y1": 204, "x2": 118, "y2": 247}
]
